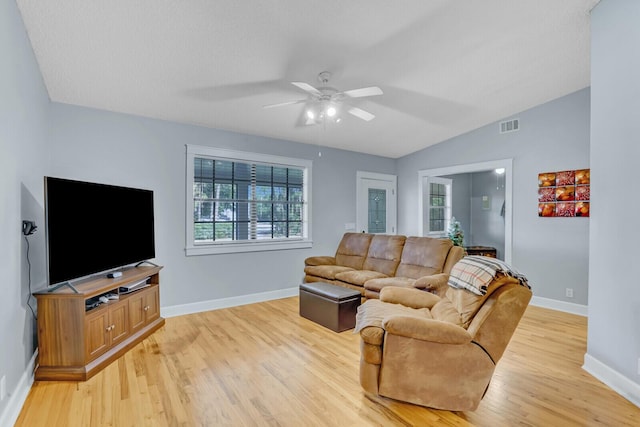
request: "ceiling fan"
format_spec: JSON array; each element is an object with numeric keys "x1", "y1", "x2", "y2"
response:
[{"x1": 263, "y1": 71, "x2": 383, "y2": 125}]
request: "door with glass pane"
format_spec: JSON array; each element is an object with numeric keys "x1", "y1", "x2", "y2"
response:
[{"x1": 356, "y1": 172, "x2": 397, "y2": 234}]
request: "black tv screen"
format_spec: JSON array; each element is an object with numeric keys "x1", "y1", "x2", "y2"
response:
[{"x1": 45, "y1": 177, "x2": 155, "y2": 285}]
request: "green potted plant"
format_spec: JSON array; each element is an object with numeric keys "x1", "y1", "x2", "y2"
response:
[{"x1": 447, "y1": 217, "x2": 464, "y2": 247}]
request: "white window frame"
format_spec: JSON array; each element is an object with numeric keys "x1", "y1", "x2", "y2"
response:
[
  {"x1": 186, "y1": 145, "x2": 312, "y2": 255},
  {"x1": 423, "y1": 177, "x2": 452, "y2": 237}
]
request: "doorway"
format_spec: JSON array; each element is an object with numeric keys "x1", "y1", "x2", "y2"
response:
[{"x1": 418, "y1": 159, "x2": 513, "y2": 263}]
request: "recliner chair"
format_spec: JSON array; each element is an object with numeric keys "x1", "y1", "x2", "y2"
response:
[{"x1": 356, "y1": 272, "x2": 532, "y2": 411}]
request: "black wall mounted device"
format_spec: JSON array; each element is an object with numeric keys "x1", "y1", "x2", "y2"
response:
[{"x1": 22, "y1": 220, "x2": 37, "y2": 236}]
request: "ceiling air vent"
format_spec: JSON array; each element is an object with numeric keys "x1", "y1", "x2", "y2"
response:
[{"x1": 499, "y1": 118, "x2": 520, "y2": 134}]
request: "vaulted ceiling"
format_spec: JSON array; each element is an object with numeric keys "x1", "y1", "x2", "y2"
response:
[{"x1": 17, "y1": 0, "x2": 599, "y2": 158}]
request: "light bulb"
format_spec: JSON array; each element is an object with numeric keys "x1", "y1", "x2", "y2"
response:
[
  {"x1": 306, "y1": 110, "x2": 315, "y2": 120},
  {"x1": 326, "y1": 106, "x2": 337, "y2": 117}
]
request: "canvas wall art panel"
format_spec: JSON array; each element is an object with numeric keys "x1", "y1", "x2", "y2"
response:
[{"x1": 537, "y1": 168, "x2": 590, "y2": 217}]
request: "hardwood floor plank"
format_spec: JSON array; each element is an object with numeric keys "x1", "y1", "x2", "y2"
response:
[{"x1": 15, "y1": 298, "x2": 640, "y2": 426}]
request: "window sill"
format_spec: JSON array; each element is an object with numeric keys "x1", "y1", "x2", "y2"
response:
[
  {"x1": 426, "y1": 232, "x2": 447, "y2": 238},
  {"x1": 186, "y1": 239, "x2": 313, "y2": 256}
]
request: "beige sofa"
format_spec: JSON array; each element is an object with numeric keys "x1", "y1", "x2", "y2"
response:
[
  {"x1": 304, "y1": 233, "x2": 465, "y2": 297},
  {"x1": 356, "y1": 273, "x2": 532, "y2": 411}
]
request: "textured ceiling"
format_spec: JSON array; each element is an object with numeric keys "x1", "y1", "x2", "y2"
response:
[{"x1": 17, "y1": 0, "x2": 599, "y2": 158}]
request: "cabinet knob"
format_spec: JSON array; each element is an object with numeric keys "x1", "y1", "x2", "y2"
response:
[{"x1": 144, "y1": 306, "x2": 149, "y2": 311}]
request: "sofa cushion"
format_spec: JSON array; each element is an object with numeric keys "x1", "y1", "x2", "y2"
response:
[
  {"x1": 361, "y1": 340, "x2": 383, "y2": 365},
  {"x1": 414, "y1": 273, "x2": 450, "y2": 296},
  {"x1": 304, "y1": 265, "x2": 355, "y2": 280},
  {"x1": 380, "y1": 287, "x2": 441, "y2": 309},
  {"x1": 334, "y1": 233, "x2": 373, "y2": 270},
  {"x1": 335, "y1": 269, "x2": 388, "y2": 286},
  {"x1": 394, "y1": 237, "x2": 453, "y2": 279},
  {"x1": 364, "y1": 276, "x2": 417, "y2": 292},
  {"x1": 304, "y1": 256, "x2": 336, "y2": 266},
  {"x1": 362, "y1": 235, "x2": 406, "y2": 276},
  {"x1": 430, "y1": 299, "x2": 463, "y2": 327},
  {"x1": 360, "y1": 326, "x2": 385, "y2": 346},
  {"x1": 446, "y1": 273, "x2": 519, "y2": 327},
  {"x1": 442, "y1": 245, "x2": 466, "y2": 274}
]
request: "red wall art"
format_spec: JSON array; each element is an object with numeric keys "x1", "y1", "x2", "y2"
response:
[{"x1": 538, "y1": 169, "x2": 590, "y2": 217}]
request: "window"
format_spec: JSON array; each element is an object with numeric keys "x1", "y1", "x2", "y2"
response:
[
  {"x1": 186, "y1": 145, "x2": 312, "y2": 255},
  {"x1": 425, "y1": 177, "x2": 452, "y2": 236}
]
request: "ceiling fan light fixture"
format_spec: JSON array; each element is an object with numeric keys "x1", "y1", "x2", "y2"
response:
[
  {"x1": 266, "y1": 71, "x2": 382, "y2": 126},
  {"x1": 306, "y1": 109, "x2": 315, "y2": 120}
]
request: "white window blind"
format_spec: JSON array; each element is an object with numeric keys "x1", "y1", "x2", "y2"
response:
[{"x1": 186, "y1": 145, "x2": 312, "y2": 255}]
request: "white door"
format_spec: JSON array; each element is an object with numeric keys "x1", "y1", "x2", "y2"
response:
[{"x1": 356, "y1": 172, "x2": 397, "y2": 234}]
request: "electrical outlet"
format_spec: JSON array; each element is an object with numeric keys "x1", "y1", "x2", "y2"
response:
[
  {"x1": 565, "y1": 288, "x2": 574, "y2": 298},
  {"x1": 0, "y1": 375, "x2": 6, "y2": 401}
]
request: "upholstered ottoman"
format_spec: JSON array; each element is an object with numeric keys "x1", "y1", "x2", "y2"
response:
[{"x1": 299, "y1": 282, "x2": 361, "y2": 332}]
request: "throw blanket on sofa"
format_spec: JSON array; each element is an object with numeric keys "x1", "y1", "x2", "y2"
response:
[{"x1": 448, "y1": 256, "x2": 530, "y2": 296}]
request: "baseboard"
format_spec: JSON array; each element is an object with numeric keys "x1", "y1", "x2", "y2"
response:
[
  {"x1": 583, "y1": 353, "x2": 640, "y2": 408},
  {"x1": 162, "y1": 289, "x2": 586, "y2": 319},
  {"x1": 530, "y1": 295, "x2": 588, "y2": 316},
  {"x1": 0, "y1": 350, "x2": 37, "y2": 427},
  {"x1": 161, "y1": 286, "x2": 299, "y2": 318}
]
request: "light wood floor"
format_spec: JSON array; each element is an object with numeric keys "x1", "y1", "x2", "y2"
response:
[{"x1": 16, "y1": 297, "x2": 640, "y2": 426}]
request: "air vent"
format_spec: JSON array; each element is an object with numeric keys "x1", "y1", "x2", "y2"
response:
[{"x1": 499, "y1": 118, "x2": 520, "y2": 134}]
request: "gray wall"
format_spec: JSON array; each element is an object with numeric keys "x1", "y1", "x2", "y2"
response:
[
  {"x1": 589, "y1": 0, "x2": 640, "y2": 387},
  {"x1": 443, "y1": 173, "x2": 471, "y2": 245},
  {"x1": 397, "y1": 88, "x2": 591, "y2": 305},
  {"x1": 0, "y1": 0, "x2": 49, "y2": 418},
  {"x1": 47, "y1": 103, "x2": 395, "y2": 307},
  {"x1": 470, "y1": 171, "x2": 506, "y2": 259},
  {"x1": 444, "y1": 171, "x2": 506, "y2": 258}
]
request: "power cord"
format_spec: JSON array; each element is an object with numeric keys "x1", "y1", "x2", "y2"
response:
[
  {"x1": 23, "y1": 220, "x2": 38, "y2": 319},
  {"x1": 24, "y1": 235, "x2": 37, "y2": 319}
]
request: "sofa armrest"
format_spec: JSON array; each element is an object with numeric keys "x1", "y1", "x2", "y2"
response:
[
  {"x1": 380, "y1": 287, "x2": 441, "y2": 309},
  {"x1": 304, "y1": 256, "x2": 336, "y2": 266},
  {"x1": 414, "y1": 273, "x2": 450, "y2": 295},
  {"x1": 382, "y1": 315, "x2": 472, "y2": 344}
]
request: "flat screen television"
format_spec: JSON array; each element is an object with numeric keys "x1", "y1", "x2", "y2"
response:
[{"x1": 44, "y1": 177, "x2": 155, "y2": 286}]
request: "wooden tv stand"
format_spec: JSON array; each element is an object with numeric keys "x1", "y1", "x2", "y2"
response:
[{"x1": 33, "y1": 265, "x2": 165, "y2": 381}]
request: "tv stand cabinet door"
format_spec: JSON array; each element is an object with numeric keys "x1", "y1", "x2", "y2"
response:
[
  {"x1": 128, "y1": 286, "x2": 160, "y2": 333},
  {"x1": 109, "y1": 300, "x2": 129, "y2": 346},
  {"x1": 128, "y1": 291, "x2": 146, "y2": 333},
  {"x1": 85, "y1": 308, "x2": 110, "y2": 361},
  {"x1": 145, "y1": 286, "x2": 160, "y2": 324}
]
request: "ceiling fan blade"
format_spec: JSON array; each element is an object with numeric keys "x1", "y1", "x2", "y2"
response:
[
  {"x1": 291, "y1": 82, "x2": 322, "y2": 96},
  {"x1": 263, "y1": 99, "x2": 306, "y2": 109},
  {"x1": 342, "y1": 86, "x2": 383, "y2": 98},
  {"x1": 348, "y1": 107, "x2": 376, "y2": 121}
]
